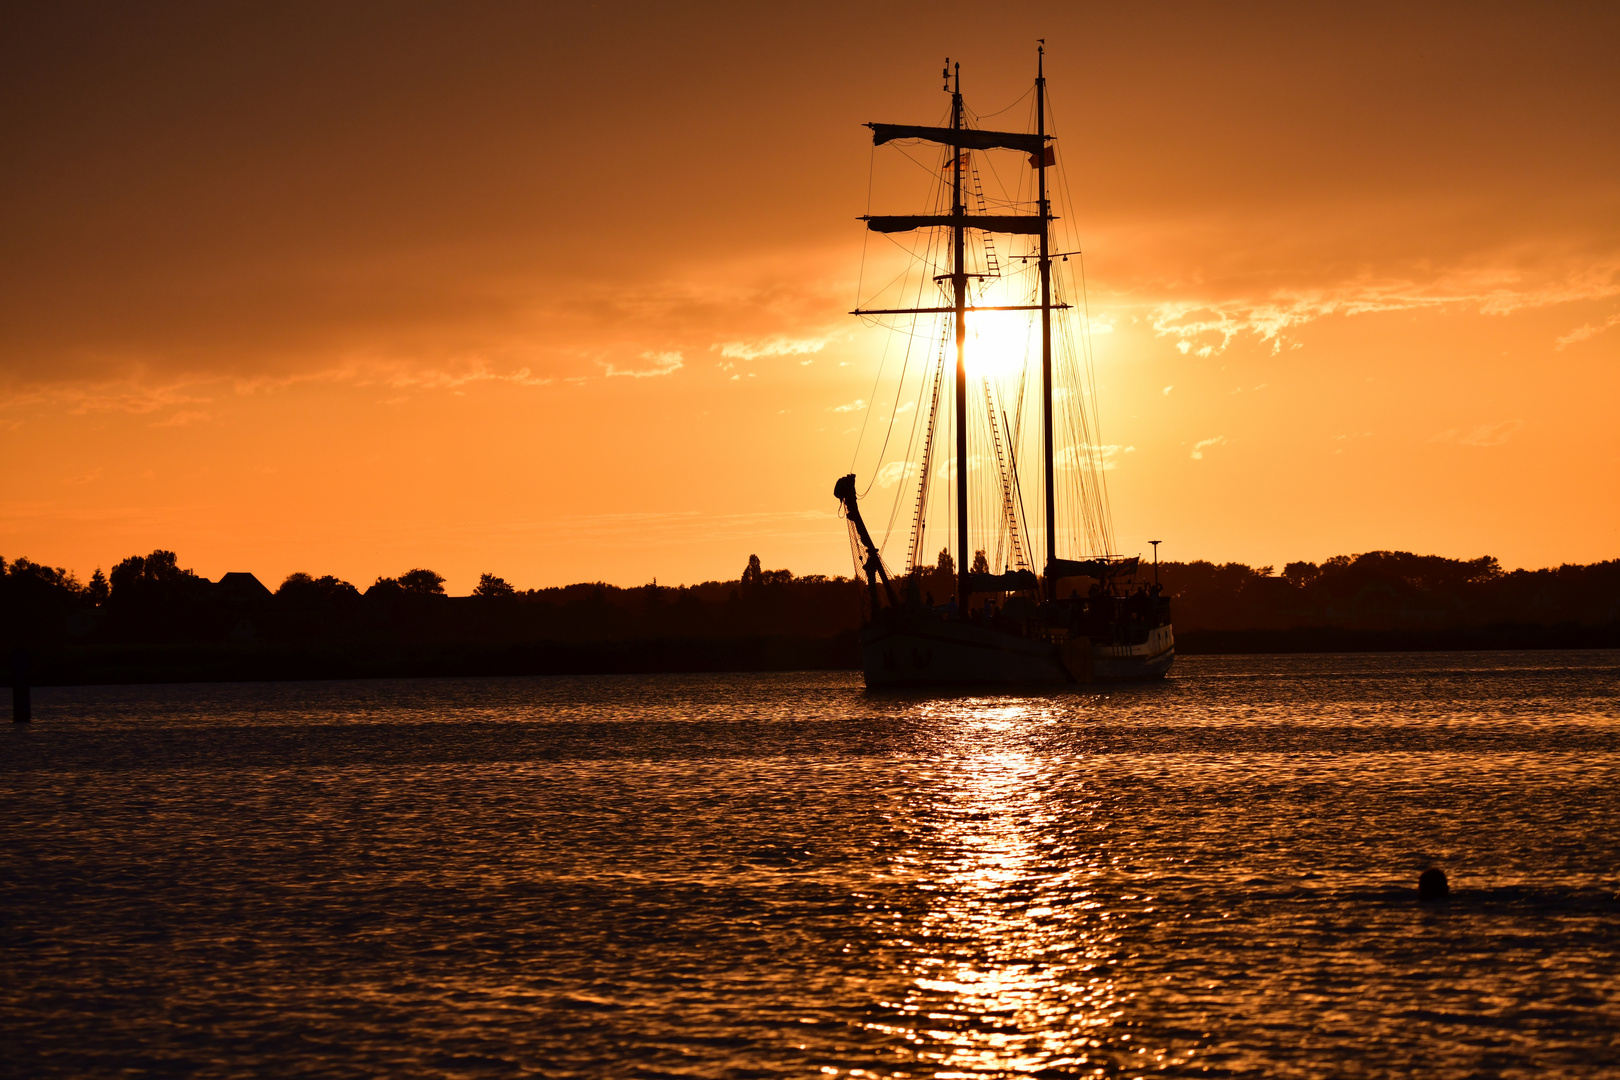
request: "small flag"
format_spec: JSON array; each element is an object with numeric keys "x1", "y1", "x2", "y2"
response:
[{"x1": 1029, "y1": 145, "x2": 1056, "y2": 168}]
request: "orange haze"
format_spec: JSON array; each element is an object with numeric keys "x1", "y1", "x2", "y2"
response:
[{"x1": 3, "y1": 3, "x2": 1617, "y2": 593}]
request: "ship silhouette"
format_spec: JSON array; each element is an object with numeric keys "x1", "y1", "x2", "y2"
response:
[{"x1": 835, "y1": 49, "x2": 1174, "y2": 687}]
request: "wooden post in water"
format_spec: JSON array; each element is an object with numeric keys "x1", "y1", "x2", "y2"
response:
[{"x1": 11, "y1": 649, "x2": 30, "y2": 723}]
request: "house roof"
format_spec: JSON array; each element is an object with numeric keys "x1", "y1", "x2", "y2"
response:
[{"x1": 216, "y1": 572, "x2": 273, "y2": 601}]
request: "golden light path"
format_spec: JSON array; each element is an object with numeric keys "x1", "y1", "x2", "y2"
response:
[{"x1": 857, "y1": 698, "x2": 1187, "y2": 1078}]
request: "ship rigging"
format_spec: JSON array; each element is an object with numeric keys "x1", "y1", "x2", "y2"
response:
[{"x1": 835, "y1": 48, "x2": 1174, "y2": 687}]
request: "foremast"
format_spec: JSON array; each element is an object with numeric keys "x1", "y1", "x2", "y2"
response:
[
  {"x1": 1036, "y1": 45, "x2": 1057, "y2": 599},
  {"x1": 949, "y1": 63, "x2": 969, "y2": 612}
]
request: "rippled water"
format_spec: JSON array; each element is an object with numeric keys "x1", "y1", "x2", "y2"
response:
[{"x1": 2, "y1": 651, "x2": 1617, "y2": 1078}]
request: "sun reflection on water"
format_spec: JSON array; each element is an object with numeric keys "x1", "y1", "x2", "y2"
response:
[
  {"x1": 863, "y1": 698, "x2": 1181, "y2": 1077},
  {"x1": 7, "y1": 665, "x2": 1616, "y2": 1076}
]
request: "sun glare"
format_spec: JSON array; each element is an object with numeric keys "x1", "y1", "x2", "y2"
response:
[{"x1": 966, "y1": 311, "x2": 1039, "y2": 380}]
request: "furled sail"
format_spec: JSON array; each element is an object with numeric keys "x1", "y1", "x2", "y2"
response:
[
  {"x1": 1047, "y1": 557, "x2": 1140, "y2": 580},
  {"x1": 967, "y1": 570, "x2": 1041, "y2": 594},
  {"x1": 862, "y1": 214, "x2": 1045, "y2": 235},
  {"x1": 867, "y1": 123, "x2": 1048, "y2": 155}
]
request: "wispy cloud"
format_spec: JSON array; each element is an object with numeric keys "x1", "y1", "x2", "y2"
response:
[
  {"x1": 150, "y1": 410, "x2": 211, "y2": 428},
  {"x1": 0, "y1": 357, "x2": 566, "y2": 417},
  {"x1": 366, "y1": 364, "x2": 553, "y2": 390},
  {"x1": 0, "y1": 241, "x2": 854, "y2": 399},
  {"x1": 874, "y1": 460, "x2": 919, "y2": 488},
  {"x1": 603, "y1": 351, "x2": 684, "y2": 378},
  {"x1": 1055, "y1": 444, "x2": 1136, "y2": 471},
  {"x1": 1556, "y1": 311, "x2": 1620, "y2": 350},
  {"x1": 830, "y1": 398, "x2": 867, "y2": 413},
  {"x1": 1332, "y1": 431, "x2": 1374, "y2": 454},
  {"x1": 715, "y1": 336, "x2": 829, "y2": 360},
  {"x1": 1190, "y1": 436, "x2": 1226, "y2": 460},
  {"x1": 1431, "y1": 420, "x2": 1523, "y2": 446},
  {"x1": 1148, "y1": 261, "x2": 1620, "y2": 356},
  {"x1": 0, "y1": 380, "x2": 216, "y2": 417}
]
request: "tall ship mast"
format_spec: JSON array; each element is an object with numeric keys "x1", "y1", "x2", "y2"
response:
[{"x1": 834, "y1": 49, "x2": 1174, "y2": 686}]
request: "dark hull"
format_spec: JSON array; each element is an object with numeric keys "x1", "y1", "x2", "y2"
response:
[{"x1": 860, "y1": 610, "x2": 1174, "y2": 688}]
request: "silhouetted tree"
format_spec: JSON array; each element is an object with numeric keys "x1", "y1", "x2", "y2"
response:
[
  {"x1": 278, "y1": 573, "x2": 361, "y2": 603},
  {"x1": 0, "y1": 556, "x2": 90, "y2": 648},
  {"x1": 96, "y1": 549, "x2": 214, "y2": 642},
  {"x1": 269, "y1": 572, "x2": 362, "y2": 641},
  {"x1": 109, "y1": 550, "x2": 196, "y2": 599},
  {"x1": 1282, "y1": 561, "x2": 1318, "y2": 588},
  {"x1": 937, "y1": 548, "x2": 955, "y2": 577},
  {"x1": 741, "y1": 554, "x2": 763, "y2": 588},
  {"x1": 280, "y1": 572, "x2": 315, "y2": 593},
  {"x1": 367, "y1": 576, "x2": 403, "y2": 598},
  {"x1": 970, "y1": 549, "x2": 990, "y2": 574},
  {"x1": 5, "y1": 557, "x2": 79, "y2": 593},
  {"x1": 88, "y1": 568, "x2": 109, "y2": 606},
  {"x1": 398, "y1": 569, "x2": 445, "y2": 596},
  {"x1": 473, "y1": 573, "x2": 516, "y2": 598}
]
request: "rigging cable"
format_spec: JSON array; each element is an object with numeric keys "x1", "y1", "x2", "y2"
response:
[
  {"x1": 964, "y1": 82, "x2": 1035, "y2": 121},
  {"x1": 849, "y1": 144, "x2": 947, "y2": 480},
  {"x1": 854, "y1": 145, "x2": 874, "y2": 313},
  {"x1": 1047, "y1": 88, "x2": 1116, "y2": 554},
  {"x1": 856, "y1": 156, "x2": 949, "y2": 500}
]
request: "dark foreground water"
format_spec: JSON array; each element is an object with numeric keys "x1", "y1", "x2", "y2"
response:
[{"x1": 2, "y1": 652, "x2": 1617, "y2": 1078}]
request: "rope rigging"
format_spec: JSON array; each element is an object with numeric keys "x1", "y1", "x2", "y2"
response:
[{"x1": 848, "y1": 61, "x2": 1122, "y2": 591}]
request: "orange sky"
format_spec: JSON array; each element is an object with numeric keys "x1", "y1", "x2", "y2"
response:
[{"x1": 3, "y1": 3, "x2": 1617, "y2": 593}]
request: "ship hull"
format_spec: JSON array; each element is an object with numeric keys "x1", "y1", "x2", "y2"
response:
[{"x1": 860, "y1": 613, "x2": 1174, "y2": 689}]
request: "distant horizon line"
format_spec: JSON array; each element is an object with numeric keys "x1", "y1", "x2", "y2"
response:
[{"x1": 7, "y1": 548, "x2": 1614, "y2": 601}]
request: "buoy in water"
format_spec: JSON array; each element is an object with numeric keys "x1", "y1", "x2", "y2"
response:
[{"x1": 1418, "y1": 867, "x2": 1449, "y2": 902}]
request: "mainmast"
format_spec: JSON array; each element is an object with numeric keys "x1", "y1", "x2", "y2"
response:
[
  {"x1": 950, "y1": 62, "x2": 969, "y2": 611},
  {"x1": 851, "y1": 54, "x2": 1063, "y2": 612},
  {"x1": 1037, "y1": 45, "x2": 1056, "y2": 594}
]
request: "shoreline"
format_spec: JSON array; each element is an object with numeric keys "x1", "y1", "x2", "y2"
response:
[{"x1": 4, "y1": 625, "x2": 1616, "y2": 686}]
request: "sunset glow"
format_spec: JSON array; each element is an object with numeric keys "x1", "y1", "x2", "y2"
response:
[{"x1": 2, "y1": 4, "x2": 1616, "y2": 591}]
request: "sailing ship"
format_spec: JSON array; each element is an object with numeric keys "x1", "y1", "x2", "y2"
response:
[{"x1": 835, "y1": 50, "x2": 1173, "y2": 687}]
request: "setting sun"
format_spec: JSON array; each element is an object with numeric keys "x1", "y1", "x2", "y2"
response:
[{"x1": 966, "y1": 310, "x2": 1040, "y2": 379}]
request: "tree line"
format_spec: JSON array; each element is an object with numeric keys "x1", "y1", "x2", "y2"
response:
[
  {"x1": 0, "y1": 550, "x2": 862, "y2": 649},
  {"x1": 1155, "y1": 551, "x2": 1619, "y2": 631},
  {"x1": 2, "y1": 547, "x2": 1617, "y2": 654}
]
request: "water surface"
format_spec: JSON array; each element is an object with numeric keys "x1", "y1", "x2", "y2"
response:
[{"x1": 2, "y1": 651, "x2": 1617, "y2": 1077}]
